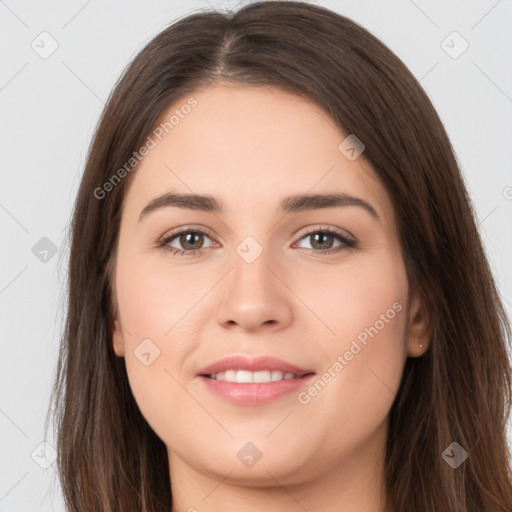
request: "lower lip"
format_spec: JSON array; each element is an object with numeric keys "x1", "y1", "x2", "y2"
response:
[{"x1": 198, "y1": 374, "x2": 315, "y2": 405}]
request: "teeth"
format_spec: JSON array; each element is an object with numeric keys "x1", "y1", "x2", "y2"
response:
[{"x1": 210, "y1": 370, "x2": 298, "y2": 383}]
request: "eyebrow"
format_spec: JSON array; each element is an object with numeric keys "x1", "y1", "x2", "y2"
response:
[{"x1": 138, "y1": 191, "x2": 380, "y2": 221}]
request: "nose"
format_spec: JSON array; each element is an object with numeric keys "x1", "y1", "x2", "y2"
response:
[{"x1": 215, "y1": 245, "x2": 293, "y2": 332}]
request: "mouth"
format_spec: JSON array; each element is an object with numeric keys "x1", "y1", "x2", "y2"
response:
[
  {"x1": 201, "y1": 369, "x2": 314, "y2": 383},
  {"x1": 198, "y1": 372, "x2": 316, "y2": 405},
  {"x1": 196, "y1": 355, "x2": 316, "y2": 405},
  {"x1": 197, "y1": 355, "x2": 314, "y2": 377}
]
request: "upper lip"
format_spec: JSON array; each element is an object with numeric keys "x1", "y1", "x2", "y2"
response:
[{"x1": 197, "y1": 356, "x2": 314, "y2": 377}]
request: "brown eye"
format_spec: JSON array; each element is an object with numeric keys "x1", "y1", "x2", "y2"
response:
[
  {"x1": 294, "y1": 228, "x2": 356, "y2": 256},
  {"x1": 308, "y1": 232, "x2": 336, "y2": 250},
  {"x1": 175, "y1": 232, "x2": 205, "y2": 251},
  {"x1": 158, "y1": 229, "x2": 215, "y2": 256}
]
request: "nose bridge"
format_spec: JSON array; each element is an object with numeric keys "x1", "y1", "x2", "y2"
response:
[
  {"x1": 233, "y1": 234, "x2": 275, "y2": 294},
  {"x1": 215, "y1": 232, "x2": 292, "y2": 331},
  {"x1": 229, "y1": 216, "x2": 278, "y2": 288}
]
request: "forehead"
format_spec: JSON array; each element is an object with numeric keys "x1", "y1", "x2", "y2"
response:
[{"x1": 122, "y1": 84, "x2": 393, "y2": 225}]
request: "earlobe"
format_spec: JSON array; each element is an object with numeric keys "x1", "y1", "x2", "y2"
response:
[
  {"x1": 112, "y1": 319, "x2": 125, "y2": 357},
  {"x1": 406, "y1": 290, "x2": 431, "y2": 357}
]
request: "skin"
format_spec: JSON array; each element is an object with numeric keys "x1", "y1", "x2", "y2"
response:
[{"x1": 111, "y1": 83, "x2": 430, "y2": 512}]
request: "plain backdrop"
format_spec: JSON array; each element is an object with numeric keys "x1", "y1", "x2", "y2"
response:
[{"x1": 1, "y1": 0, "x2": 511, "y2": 509}]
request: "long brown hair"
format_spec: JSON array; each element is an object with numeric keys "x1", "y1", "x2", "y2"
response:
[{"x1": 47, "y1": 1, "x2": 512, "y2": 510}]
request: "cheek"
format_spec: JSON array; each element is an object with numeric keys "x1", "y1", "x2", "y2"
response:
[
  {"x1": 116, "y1": 249, "x2": 207, "y2": 340},
  {"x1": 293, "y1": 249, "x2": 408, "y2": 351},
  {"x1": 296, "y1": 253, "x2": 409, "y2": 430},
  {"x1": 114, "y1": 253, "x2": 201, "y2": 429}
]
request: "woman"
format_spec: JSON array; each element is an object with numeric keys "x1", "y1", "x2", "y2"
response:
[{"x1": 48, "y1": 1, "x2": 512, "y2": 511}]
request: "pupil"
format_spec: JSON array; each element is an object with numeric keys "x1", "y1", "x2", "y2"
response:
[
  {"x1": 182, "y1": 232, "x2": 203, "y2": 250},
  {"x1": 312, "y1": 233, "x2": 333, "y2": 249}
]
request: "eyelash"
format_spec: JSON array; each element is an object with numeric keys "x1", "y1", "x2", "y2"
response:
[{"x1": 156, "y1": 226, "x2": 356, "y2": 258}]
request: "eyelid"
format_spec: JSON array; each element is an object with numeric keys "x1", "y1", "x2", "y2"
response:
[
  {"x1": 159, "y1": 224, "x2": 218, "y2": 242},
  {"x1": 295, "y1": 224, "x2": 355, "y2": 242}
]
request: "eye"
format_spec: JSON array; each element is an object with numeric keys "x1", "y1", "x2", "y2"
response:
[
  {"x1": 157, "y1": 225, "x2": 356, "y2": 257},
  {"x1": 293, "y1": 226, "x2": 356, "y2": 256},
  {"x1": 157, "y1": 227, "x2": 216, "y2": 257}
]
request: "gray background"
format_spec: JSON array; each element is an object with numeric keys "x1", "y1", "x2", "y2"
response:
[{"x1": 1, "y1": 0, "x2": 511, "y2": 509}]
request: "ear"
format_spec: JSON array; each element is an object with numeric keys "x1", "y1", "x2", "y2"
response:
[
  {"x1": 106, "y1": 255, "x2": 125, "y2": 357},
  {"x1": 406, "y1": 288, "x2": 431, "y2": 357},
  {"x1": 112, "y1": 314, "x2": 125, "y2": 357}
]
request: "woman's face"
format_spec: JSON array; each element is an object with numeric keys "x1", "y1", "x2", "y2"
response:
[{"x1": 112, "y1": 83, "x2": 427, "y2": 493}]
